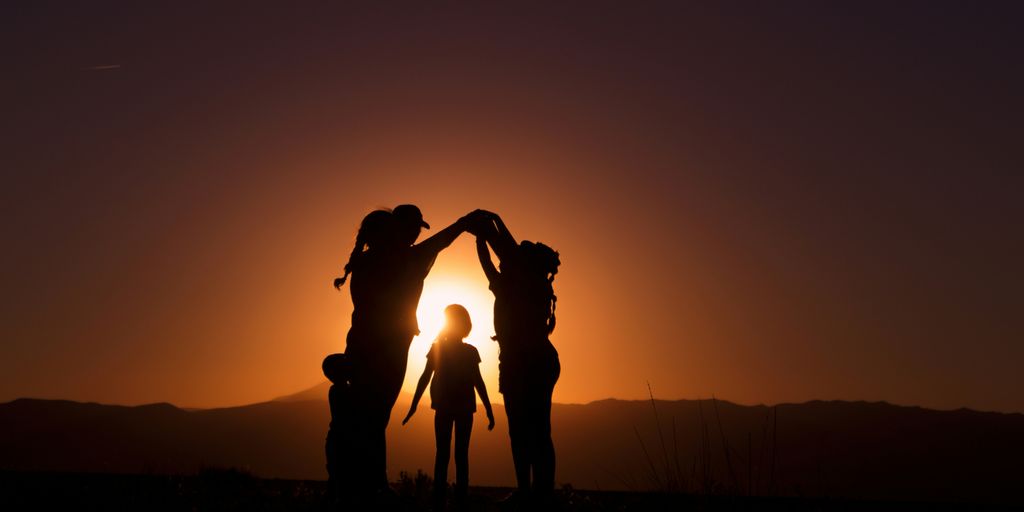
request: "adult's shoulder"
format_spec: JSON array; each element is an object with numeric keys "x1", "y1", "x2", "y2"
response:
[{"x1": 405, "y1": 243, "x2": 439, "y2": 272}]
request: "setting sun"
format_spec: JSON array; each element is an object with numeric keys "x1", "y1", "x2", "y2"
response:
[{"x1": 405, "y1": 269, "x2": 498, "y2": 399}]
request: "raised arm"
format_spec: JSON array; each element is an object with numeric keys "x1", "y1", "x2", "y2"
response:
[
  {"x1": 481, "y1": 211, "x2": 518, "y2": 262},
  {"x1": 402, "y1": 357, "x2": 434, "y2": 425},
  {"x1": 475, "y1": 234, "x2": 500, "y2": 285},
  {"x1": 413, "y1": 210, "x2": 485, "y2": 261},
  {"x1": 474, "y1": 366, "x2": 496, "y2": 431}
]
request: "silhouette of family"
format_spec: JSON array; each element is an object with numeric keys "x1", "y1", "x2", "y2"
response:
[{"x1": 322, "y1": 206, "x2": 561, "y2": 510}]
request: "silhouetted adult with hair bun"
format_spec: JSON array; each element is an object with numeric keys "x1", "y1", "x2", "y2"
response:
[{"x1": 475, "y1": 212, "x2": 561, "y2": 506}]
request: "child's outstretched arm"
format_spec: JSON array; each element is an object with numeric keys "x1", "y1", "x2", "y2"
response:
[
  {"x1": 474, "y1": 366, "x2": 496, "y2": 431},
  {"x1": 402, "y1": 358, "x2": 434, "y2": 425}
]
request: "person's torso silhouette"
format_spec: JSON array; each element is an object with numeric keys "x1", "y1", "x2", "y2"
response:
[
  {"x1": 428, "y1": 339, "x2": 482, "y2": 415},
  {"x1": 347, "y1": 246, "x2": 433, "y2": 358},
  {"x1": 490, "y1": 264, "x2": 558, "y2": 371}
]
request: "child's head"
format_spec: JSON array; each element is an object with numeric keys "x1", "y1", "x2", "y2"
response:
[
  {"x1": 322, "y1": 353, "x2": 351, "y2": 384},
  {"x1": 441, "y1": 304, "x2": 472, "y2": 340}
]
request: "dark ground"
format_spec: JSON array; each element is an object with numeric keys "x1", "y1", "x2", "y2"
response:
[{"x1": 0, "y1": 470, "x2": 1016, "y2": 511}]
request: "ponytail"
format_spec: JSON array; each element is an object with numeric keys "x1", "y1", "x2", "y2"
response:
[
  {"x1": 333, "y1": 231, "x2": 366, "y2": 289},
  {"x1": 333, "y1": 209, "x2": 393, "y2": 290},
  {"x1": 546, "y1": 250, "x2": 560, "y2": 334},
  {"x1": 547, "y1": 291, "x2": 557, "y2": 335},
  {"x1": 529, "y1": 241, "x2": 560, "y2": 335}
]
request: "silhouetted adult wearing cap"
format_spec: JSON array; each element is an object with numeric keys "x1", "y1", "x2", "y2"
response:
[
  {"x1": 323, "y1": 209, "x2": 393, "y2": 506},
  {"x1": 475, "y1": 212, "x2": 561, "y2": 506},
  {"x1": 332, "y1": 205, "x2": 485, "y2": 502}
]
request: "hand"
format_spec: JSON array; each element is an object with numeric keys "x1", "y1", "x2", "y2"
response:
[
  {"x1": 401, "y1": 406, "x2": 416, "y2": 426},
  {"x1": 487, "y1": 411, "x2": 495, "y2": 431},
  {"x1": 475, "y1": 209, "x2": 499, "y2": 222},
  {"x1": 333, "y1": 277, "x2": 345, "y2": 290},
  {"x1": 464, "y1": 210, "x2": 490, "y2": 236}
]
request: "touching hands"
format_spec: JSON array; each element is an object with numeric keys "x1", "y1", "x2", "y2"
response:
[
  {"x1": 466, "y1": 210, "x2": 498, "y2": 238},
  {"x1": 463, "y1": 209, "x2": 488, "y2": 235}
]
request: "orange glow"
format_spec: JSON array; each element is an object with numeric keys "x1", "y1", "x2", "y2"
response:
[
  {"x1": 6, "y1": 3, "x2": 1022, "y2": 416},
  {"x1": 406, "y1": 269, "x2": 498, "y2": 400}
]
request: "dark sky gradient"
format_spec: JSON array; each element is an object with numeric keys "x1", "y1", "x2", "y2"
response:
[{"x1": 2, "y1": 2, "x2": 1022, "y2": 411}]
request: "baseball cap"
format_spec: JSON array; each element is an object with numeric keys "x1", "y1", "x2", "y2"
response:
[{"x1": 393, "y1": 204, "x2": 430, "y2": 229}]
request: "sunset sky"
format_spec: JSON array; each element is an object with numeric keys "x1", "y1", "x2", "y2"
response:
[{"x1": 2, "y1": 3, "x2": 1022, "y2": 412}]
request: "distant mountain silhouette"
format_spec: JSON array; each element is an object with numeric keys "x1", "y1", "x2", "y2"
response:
[
  {"x1": 272, "y1": 382, "x2": 331, "y2": 402},
  {"x1": 2, "y1": 389, "x2": 1022, "y2": 504}
]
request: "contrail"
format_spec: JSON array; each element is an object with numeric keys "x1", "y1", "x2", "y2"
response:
[{"x1": 83, "y1": 64, "x2": 122, "y2": 71}]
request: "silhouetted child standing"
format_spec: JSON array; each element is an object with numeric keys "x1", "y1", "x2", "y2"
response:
[
  {"x1": 322, "y1": 353, "x2": 353, "y2": 507},
  {"x1": 403, "y1": 304, "x2": 495, "y2": 510}
]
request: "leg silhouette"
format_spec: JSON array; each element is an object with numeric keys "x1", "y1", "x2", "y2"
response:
[
  {"x1": 533, "y1": 358, "x2": 559, "y2": 495},
  {"x1": 346, "y1": 348, "x2": 408, "y2": 493},
  {"x1": 531, "y1": 390, "x2": 556, "y2": 495},
  {"x1": 504, "y1": 396, "x2": 531, "y2": 493},
  {"x1": 434, "y1": 411, "x2": 454, "y2": 507},
  {"x1": 453, "y1": 412, "x2": 473, "y2": 502}
]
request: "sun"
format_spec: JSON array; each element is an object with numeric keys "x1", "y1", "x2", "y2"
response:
[{"x1": 404, "y1": 271, "x2": 499, "y2": 398}]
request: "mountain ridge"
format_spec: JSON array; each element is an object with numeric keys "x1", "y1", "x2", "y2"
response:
[
  {"x1": 13, "y1": 381, "x2": 1021, "y2": 416},
  {"x1": 3, "y1": 390, "x2": 1023, "y2": 504}
]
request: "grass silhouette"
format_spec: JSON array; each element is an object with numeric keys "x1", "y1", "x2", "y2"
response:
[{"x1": 630, "y1": 386, "x2": 784, "y2": 501}]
